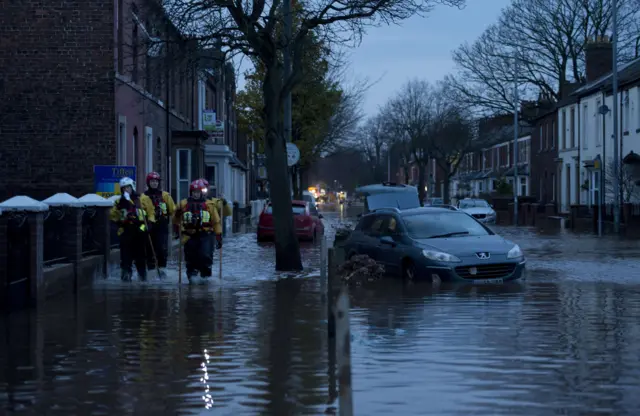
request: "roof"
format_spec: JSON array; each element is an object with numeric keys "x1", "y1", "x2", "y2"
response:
[{"x1": 572, "y1": 57, "x2": 640, "y2": 97}]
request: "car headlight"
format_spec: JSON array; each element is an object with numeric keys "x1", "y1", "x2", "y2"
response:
[
  {"x1": 507, "y1": 244, "x2": 523, "y2": 259},
  {"x1": 422, "y1": 249, "x2": 461, "y2": 263}
]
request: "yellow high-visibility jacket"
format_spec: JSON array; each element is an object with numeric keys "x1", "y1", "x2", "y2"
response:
[
  {"x1": 109, "y1": 194, "x2": 156, "y2": 236},
  {"x1": 145, "y1": 190, "x2": 176, "y2": 219},
  {"x1": 208, "y1": 197, "x2": 233, "y2": 218},
  {"x1": 174, "y1": 199, "x2": 222, "y2": 243}
]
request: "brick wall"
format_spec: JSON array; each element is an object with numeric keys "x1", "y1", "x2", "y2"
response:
[{"x1": 0, "y1": 1, "x2": 116, "y2": 200}]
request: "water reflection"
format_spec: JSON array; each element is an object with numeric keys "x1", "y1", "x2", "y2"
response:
[{"x1": 3, "y1": 212, "x2": 640, "y2": 414}]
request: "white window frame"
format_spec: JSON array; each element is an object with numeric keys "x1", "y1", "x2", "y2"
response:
[
  {"x1": 132, "y1": 130, "x2": 137, "y2": 169},
  {"x1": 623, "y1": 91, "x2": 630, "y2": 132},
  {"x1": 176, "y1": 148, "x2": 192, "y2": 202},
  {"x1": 561, "y1": 109, "x2": 567, "y2": 149},
  {"x1": 519, "y1": 177, "x2": 527, "y2": 197},
  {"x1": 117, "y1": 116, "x2": 127, "y2": 164},
  {"x1": 145, "y1": 126, "x2": 153, "y2": 173}
]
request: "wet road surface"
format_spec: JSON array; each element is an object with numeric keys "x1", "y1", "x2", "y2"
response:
[{"x1": 3, "y1": 205, "x2": 640, "y2": 415}]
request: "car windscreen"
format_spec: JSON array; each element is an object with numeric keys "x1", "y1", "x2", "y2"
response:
[
  {"x1": 403, "y1": 212, "x2": 490, "y2": 238},
  {"x1": 367, "y1": 192, "x2": 420, "y2": 211},
  {"x1": 459, "y1": 200, "x2": 490, "y2": 209},
  {"x1": 265, "y1": 205, "x2": 306, "y2": 215}
]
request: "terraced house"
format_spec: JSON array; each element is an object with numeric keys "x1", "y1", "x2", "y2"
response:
[
  {"x1": 558, "y1": 36, "x2": 640, "y2": 213},
  {"x1": 0, "y1": 0, "x2": 250, "y2": 213}
]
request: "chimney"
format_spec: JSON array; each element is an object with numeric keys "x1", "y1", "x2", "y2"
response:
[
  {"x1": 560, "y1": 81, "x2": 582, "y2": 99},
  {"x1": 585, "y1": 35, "x2": 613, "y2": 82}
]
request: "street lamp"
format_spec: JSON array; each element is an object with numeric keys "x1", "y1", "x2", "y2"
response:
[{"x1": 597, "y1": 100, "x2": 610, "y2": 237}]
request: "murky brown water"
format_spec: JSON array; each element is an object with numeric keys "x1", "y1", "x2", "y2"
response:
[{"x1": 3, "y1": 205, "x2": 640, "y2": 415}]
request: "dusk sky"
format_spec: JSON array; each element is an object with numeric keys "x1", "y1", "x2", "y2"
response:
[
  {"x1": 236, "y1": 0, "x2": 512, "y2": 115},
  {"x1": 347, "y1": 0, "x2": 512, "y2": 115}
]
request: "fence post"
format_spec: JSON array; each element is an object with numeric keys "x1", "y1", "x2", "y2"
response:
[
  {"x1": 77, "y1": 195, "x2": 115, "y2": 278},
  {"x1": 327, "y1": 247, "x2": 336, "y2": 338},
  {"x1": 28, "y1": 211, "x2": 46, "y2": 307},
  {"x1": 335, "y1": 287, "x2": 353, "y2": 416}
]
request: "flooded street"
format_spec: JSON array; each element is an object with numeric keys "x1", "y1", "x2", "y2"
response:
[{"x1": 3, "y1": 206, "x2": 640, "y2": 415}]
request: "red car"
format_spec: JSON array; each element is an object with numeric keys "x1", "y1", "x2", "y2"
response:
[{"x1": 257, "y1": 200, "x2": 324, "y2": 242}]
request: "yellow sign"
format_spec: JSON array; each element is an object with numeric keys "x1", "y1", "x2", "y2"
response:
[{"x1": 594, "y1": 159, "x2": 601, "y2": 170}]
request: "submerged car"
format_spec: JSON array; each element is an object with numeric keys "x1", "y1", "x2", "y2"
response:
[
  {"x1": 457, "y1": 198, "x2": 497, "y2": 224},
  {"x1": 257, "y1": 200, "x2": 324, "y2": 242},
  {"x1": 342, "y1": 207, "x2": 525, "y2": 283}
]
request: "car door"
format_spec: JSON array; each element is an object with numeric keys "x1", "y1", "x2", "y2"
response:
[
  {"x1": 374, "y1": 215, "x2": 404, "y2": 276},
  {"x1": 360, "y1": 215, "x2": 385, "y2": 259}
]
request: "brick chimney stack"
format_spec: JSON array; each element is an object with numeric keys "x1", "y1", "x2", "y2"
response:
[{"x1": 585, "y1": 35, "x2": 613, "y2": 82}]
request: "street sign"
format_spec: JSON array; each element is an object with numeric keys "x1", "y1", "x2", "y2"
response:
[
  {"x1": 94, "y1": 165, "x2": 137, "y2": 197},
  {"x1": 286, "y1": 142, "x2": 300, "y2": 166}
]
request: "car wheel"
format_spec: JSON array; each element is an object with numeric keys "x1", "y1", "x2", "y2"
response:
[{"x1": 402, "y1": 259, "x2": 416, "y2": 281}]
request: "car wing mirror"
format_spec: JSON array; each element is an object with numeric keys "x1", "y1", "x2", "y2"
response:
[{"x1": 379, "y1": 236, "x2": 396, "y2": 246}]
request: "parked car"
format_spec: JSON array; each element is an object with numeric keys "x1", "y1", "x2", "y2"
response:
[
  {"x1": 355, "y1": 182, "x2": 420, "y2": 214},
  {"x1": 257, "y1": 200, "x2": 324, "y2": 242},
  {"x1": 432, "y1": 204, "x2": 459, "y2": 211},
  {"x1": 342, "y1": 206, "x2": 525, "y2": 283},
  {"x1": 457, "y1": 198, "x2": 497, "y2": 224}
]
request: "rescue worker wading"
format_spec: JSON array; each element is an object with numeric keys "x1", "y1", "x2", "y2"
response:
[
  {"x1": 207, "y1": 183, "x2": 233, "y2": 220},
  {"x1": 174, "y1": 179, "x2": 222, "y2": 281},
  {"x1": 109, "y1": 177, "x2": 156, "y2": 281},
  {"x1": 144, "y1": 172, "x2": 176, "y2": 277}
]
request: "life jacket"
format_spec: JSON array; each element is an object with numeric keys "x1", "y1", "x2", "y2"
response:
[
  {"x1": 145, "y1": 189, "x2": 168, "y2": 219},
  {"x1": 117, "y1": 196, "x2": 147, "y2": 231},
  {"x1": 182, "y1": 198, "x2": 212, "y2": 232}
]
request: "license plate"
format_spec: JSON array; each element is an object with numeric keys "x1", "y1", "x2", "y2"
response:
[{"x1": 473, "y1": 278, "x2": 503, "y2": 284}]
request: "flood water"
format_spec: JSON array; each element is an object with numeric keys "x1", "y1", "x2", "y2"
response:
[{"x1": 3, "y1": 205, "x2": 640, "y2": 415}]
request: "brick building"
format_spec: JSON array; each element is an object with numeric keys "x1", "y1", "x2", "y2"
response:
[{"x1": 0, "y1": 0, "x2": 248, "y2": 206}]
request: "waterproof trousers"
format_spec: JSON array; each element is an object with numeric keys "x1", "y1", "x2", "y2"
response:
[
  {"x1": 147, "y1": 220, "x2": 169, "y2": 269},
  {"x1": 184, "y1": 232, "x2": 214, "y2": 277},
  {"x1": 120, "y1": 227, "x2": 147, "y2": 279}
]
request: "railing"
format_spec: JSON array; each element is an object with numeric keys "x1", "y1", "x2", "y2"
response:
[
  {"x1": 82, "y1": 207, "x2": 100, "y2": 256},
  {"x1": 43, "y1": 207, "x2": 69, "y2": 266}
]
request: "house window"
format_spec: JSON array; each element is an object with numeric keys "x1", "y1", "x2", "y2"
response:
[
  {"x1": 479, "y1": 181, "x2": 484, "y2": 192},
  {"x1": 118, "y1": 120, "x2": 127, "y2": 164},
  {"x1": 595, "y1": 99, "x2": 601, "y2": 146},
  {"x1": 582, "y1": 103, "x2": 588, "y2": 149},
  {"x1": 205, "y1": 165, "x2": 217, "y2": 196},
  {"x1": 570, "y1": 107, "x2": 576, "y2": 148},
  {"x1": 131, "y1": 19, "x2": 138, "y2": 83},
  {"x1": 145, "y1": 127, "x2": 153, "y2": 173},
  {"x1": 539, "y1": 125, "x2": 543, "y2": 150},
  {"x1": 176, "y1": 149, "x2": 192, "y2": 202},
  {"x1": 623, "y1": 91, "x2": 630, "y2": 133},
  {"x1": 519, "y1": 177, "x2": 527, "y2": 196},
  {"x1": 132, "y1": 127, "x2": 138, "y2": 170},
  {"x1": 561, "y1": 110, "x2": 567, "y2": 149},
  {"x1": 551, "y1": 120, "x2": 556, "y2": 149}
]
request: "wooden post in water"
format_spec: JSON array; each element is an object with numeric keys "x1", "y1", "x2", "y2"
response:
[
  {"x1": 335, "y1": 287, "x2": 353, "y2": 416},
  {"x1": 327, "y1": 247, "x2": 336, "y2": 338},
  {"x1": 320, "y1": 235, "x2": 327, "y2": 303}
]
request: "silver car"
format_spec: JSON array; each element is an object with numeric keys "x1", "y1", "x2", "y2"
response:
[{"x1": 457, "y1": 199, "x2": 496, "y2": 224}]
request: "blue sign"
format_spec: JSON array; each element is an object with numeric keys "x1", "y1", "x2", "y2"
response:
[{"x1": 94, "y1": 165, "x2": 136, "y2": 197}]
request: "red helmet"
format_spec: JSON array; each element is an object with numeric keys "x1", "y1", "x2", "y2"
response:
[
  {"x1": 146, "y1": 171, "x2": 161, "y2": 185},
  {"x1": 189, "y1": 179, "x2": 208, "y2": 192}
]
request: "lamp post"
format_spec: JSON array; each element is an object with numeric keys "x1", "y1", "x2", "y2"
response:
[
  {"x1": 513, "y1": 52, "x2": 519, "y2": 226},
  {"x1": 598, "y1": 99, "x2": 610, "y2": 237}
]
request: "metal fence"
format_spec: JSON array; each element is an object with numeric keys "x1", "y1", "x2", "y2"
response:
[
  {"x1": 6, "y1": 213, "x2": 31, "y2": 284},
  {"x1": 82, "y1": 208, "x2": 100, "y2": 256},
  {"x1": 43, "y1": 208, "x2": 68, "y2": 266}
]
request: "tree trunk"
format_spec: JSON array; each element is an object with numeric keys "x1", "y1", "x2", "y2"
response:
[
  {"x1": 263, "y1": 65, "x2": 303, "y2": 271},
  {"x1": 291, "y1": 166, "x2": 301, "y2": 199},
  {"x1": 442, "y1": 164, "x2": 452, "y2": 204},
  {"x1": 417, "y1": 163, "x2": 426, "y2": 205}
]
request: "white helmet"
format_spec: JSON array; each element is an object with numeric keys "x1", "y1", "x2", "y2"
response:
[{"x1": 119, "y1": 177, "x2": 136, "y2": 191}]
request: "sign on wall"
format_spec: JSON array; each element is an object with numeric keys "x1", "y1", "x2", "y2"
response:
[
  {"x1": 94, "y1": 165, "x2": 137, "y2": 197},
  {"x1": 203, "y1": 110, "x2": 216, "y2": 131}
]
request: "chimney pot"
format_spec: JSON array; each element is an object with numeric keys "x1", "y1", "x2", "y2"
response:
[{"x1": 585, "y1": 37, "x2": 613, "y2": 82}]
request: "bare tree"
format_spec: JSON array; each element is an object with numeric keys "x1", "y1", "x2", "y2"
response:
[
  {"x1": 449, "y1": 0, "x2": 640, "y2": 114},
  {"x1": 605, "y1": 158, "x2": 640, "y2": 203},
  {"x1": 426, "y1": 82, "x2": 475, "y2": 204},
  {"x1": 163, "y1": 0, "x2": 466, "y2": 271},
  {"x1": 355, "y1": 114, "x2": 393, "y2": 182},
  {"x1": 387, "y1": 79, "x2": 434, "y2": 202}
]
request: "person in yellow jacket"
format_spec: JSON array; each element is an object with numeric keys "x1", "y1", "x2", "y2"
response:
[
  {"x1": 143, "y1": 171, "x2": 176, "y2": 277},
  {"x1": 174, "y1": 179, "x2": 222, "y2": 281},
  {"x1": 109, "y1": 177, "x2": 156, "y2": 281}
]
